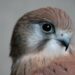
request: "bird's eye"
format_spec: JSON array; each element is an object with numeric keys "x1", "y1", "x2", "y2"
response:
[{"x1": 42, "y1": 23, "x2": 54, "y2": 33}]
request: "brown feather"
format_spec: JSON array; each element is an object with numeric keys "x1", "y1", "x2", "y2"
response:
[
  {"x1": 11, "y1": 49, "x2": 75, "y2": 75},
  {"x1": 10, "y1": 7, "x2": 74, "y2": 75}
]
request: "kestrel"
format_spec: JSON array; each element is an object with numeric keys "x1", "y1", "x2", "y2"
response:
[{"x1": 10, "y1": 7, "x2": 75, "y2": 75}]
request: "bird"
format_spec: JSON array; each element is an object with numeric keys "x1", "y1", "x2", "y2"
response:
[{"x1": 10, "y1": 7, "x2": 75, "y2": 75}]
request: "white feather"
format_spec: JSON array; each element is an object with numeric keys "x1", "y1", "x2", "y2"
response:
[
  {"x1": 27, "y1": 24, "x2": 43, "y2": 47},
  {"x1": 42, "y1": 39, "x2": 69, "y2": 59}
]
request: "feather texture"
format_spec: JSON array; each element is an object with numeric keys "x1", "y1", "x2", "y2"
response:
[{"x1": 10, "y1": 7, "x2": 75, "y2": 75}]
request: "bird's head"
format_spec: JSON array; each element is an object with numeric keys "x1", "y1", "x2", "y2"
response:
[{"x1": 10, "y1": 7, "x2": 73, "y2": 61}]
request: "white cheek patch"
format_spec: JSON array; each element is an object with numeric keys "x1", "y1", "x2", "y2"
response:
[
  {"x1": 42, "y1": 39, "x2": 69, "y2": 59},
  {"x1": 27, "y1": 24, "x2": 43, "y2": 48}
]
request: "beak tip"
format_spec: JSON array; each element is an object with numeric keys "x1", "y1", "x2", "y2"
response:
[
  {"x1": 58, "y1": 39, "x2": 69, "y2": 51},
  {"x1": 65, "y1": 44, "x2": 69, "y2": 51},
  {"x1": 65, "y1": 47, "x2": 68, "y2": 51}
]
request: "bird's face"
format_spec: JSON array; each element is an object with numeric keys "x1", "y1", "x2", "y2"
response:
[
  {"x1": 10, "y1": 7, "x2": 73, "y2": 60},
  {"x1": 26, "y1": 19, "x2": 72, "y2": 58},
  {"x1": 20, "y1": 9, "x2": 72, "y2": 56}
]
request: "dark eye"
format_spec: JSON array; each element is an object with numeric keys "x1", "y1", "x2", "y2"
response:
[{"x1": 42, "y1": 23, "x2": 55, "y2": 33}]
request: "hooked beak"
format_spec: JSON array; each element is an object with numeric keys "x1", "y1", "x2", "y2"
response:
[
  {"x1": 56, "y1": 30, "x2": 72, "y2": 51},
  {"x1": 57, "y1": 39, "x2": 70, "y2": 51}
]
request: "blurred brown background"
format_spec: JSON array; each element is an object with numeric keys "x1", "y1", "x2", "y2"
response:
[{"x1": 0, "y1": 0, "x2": 75, "y2": 75}]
